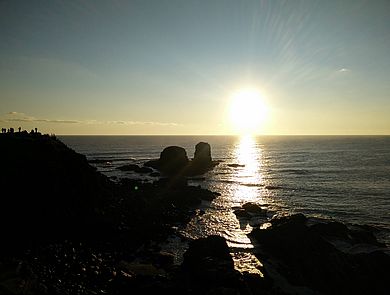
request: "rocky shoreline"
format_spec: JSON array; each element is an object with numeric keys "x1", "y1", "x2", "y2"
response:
[{"x1": 1, "y1": 132, "x2": 389, "y2": 294}]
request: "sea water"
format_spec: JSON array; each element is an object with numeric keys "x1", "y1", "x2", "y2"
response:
[{"x1": 60, "y1": 135, "x2": 390, "y2": 261}]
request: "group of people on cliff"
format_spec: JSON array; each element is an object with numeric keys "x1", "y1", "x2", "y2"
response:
[{"x1": 1, "y1": 127, "x2": 40, "y2": 135}]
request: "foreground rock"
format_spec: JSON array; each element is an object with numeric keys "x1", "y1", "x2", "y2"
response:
[
  {"x1": 182, "y1": 236, "x2": 244, "y2": 293},
  {"x1": 0, "y1": 132, "x2": 222, "y2": 294},
  {"x1": 0, "y1": 133, "x2": 114, "y2": 247},
  {"x1": 249, "y1": 214, "x2": 390, "y2": 294}
]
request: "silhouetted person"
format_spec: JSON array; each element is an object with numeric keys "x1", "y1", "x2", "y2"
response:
[
  {"x1": 9, "y1": 128, "x2": 14, "y2": 134},
  {"x1": 30, "y1": 129, "x2": 35, "y2": 134},
  {"x1": 1, "y1": 128, "x2": 5, "y2": 133},
  {"x1": 18, "y1": 127, "x2": 21, "y2": 132},
  {"x1": 35, "y1": 127, "x2": 38, "y2": 133}
]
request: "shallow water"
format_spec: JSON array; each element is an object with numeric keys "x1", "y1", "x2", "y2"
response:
[{"x1": 61, "y1": 135, "x2": 390, "y2": 260}]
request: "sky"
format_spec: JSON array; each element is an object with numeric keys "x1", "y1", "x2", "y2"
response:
[{"x1": 0, "y1": 0, "x2": 389, "y2": 135}]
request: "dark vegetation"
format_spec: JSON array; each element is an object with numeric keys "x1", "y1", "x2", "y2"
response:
[{"x1": 0, "y1": 131, "x2": 389, "y2": 294}]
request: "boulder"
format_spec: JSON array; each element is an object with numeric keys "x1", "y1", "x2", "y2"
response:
[
  {"x1": 234, "y1": 209, "x2": 251, "y2": 218},
  {"x1": 242, "y1": 202, "x2": 266, "y2": 216},
  {"x1": 117, "y1": 164, "x2": 140, "y2": 171},
  {"x1": 145, "y1": 142, "x2": 219, "y2": 176},
  {"x1": 249, "y1": 214, "x2": 390, "y2": 294},
  {"x1": 182, "y1": 236, "x2": 242, "y2": 292},
  {"x1": 227, "y1": 163, "x2": 245, "y2": 168},
  {"x1": 193, "y1": 142, "x2": 212, "y2": 164},
  {"x1": 137, "y1": 166, "x2": 153, "y2": 174},
  {"x1": 145, "y1": 146, "x2": 189, "y2": 175},
  {"x1": 187, "y1": 142, "x2": 219, "y2": 176},
  {"x1": 117, "y1": 164, "x2": 153, "y2": 174}
]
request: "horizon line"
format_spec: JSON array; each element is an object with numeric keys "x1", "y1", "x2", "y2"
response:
[{"x1": 56, "y1": 134, "x2": 390, "y2": 136}]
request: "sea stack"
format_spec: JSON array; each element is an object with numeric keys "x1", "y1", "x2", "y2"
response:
[
  {"x1": 193, "y1": 142, "x2": 212, "y2": 164},
  {"x1": 145, "y1": 142, "x2": 218, "y2": 176},
  {"x1": 145, "y1": 145, "x2": 189, "y2": 175}
]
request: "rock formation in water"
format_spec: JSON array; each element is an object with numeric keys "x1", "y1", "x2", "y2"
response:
[
  {"x1": 144, "y1": 145, "x2": 189, "y2": 175},
  {"x1": 145, "y1": 142, "x2": 219, "y2": 176},
  {"x1": 194, "y1": 142, "x2": 212, "y2": 164}
]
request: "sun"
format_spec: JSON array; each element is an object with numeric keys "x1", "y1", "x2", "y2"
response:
[{"x1": 229, "y1": 88, "x2": 268, "y2": 135}]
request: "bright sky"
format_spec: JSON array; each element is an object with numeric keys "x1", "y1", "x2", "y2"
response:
[{"x1": 0, "y1": 0, "x2": 389, "y2": 135}]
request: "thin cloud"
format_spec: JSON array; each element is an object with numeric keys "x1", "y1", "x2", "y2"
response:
[
  {"x1": 338, "y1": 68, "x2": 350, "y2": 72},
  {"x1": 3, "y1": 112, "x2": 80, "y2": 124},
  {"x1": 106, "y1": 120, "x2": 180, "y2": 126},
  {"x1": 8, "y1": 111, "x2": 25, "y2": 116},
  {"x1": 7, "y1": 118, "x2": 80, "y2": 124},
  {"x1": 2, "y1": 112, "x2": 180, "y2": 126}
]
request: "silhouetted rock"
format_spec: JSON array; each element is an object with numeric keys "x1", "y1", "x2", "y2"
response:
[
  {"x1": 186, "y1": 142, "x2": 219, "y2": 176},
  {"x1": 194, "y1": 142, "x2": 212, "y2": 164},
  {"x1": 117, "y1": 164, "x2": 153, "y2": 174},
  {"x1": 0, "y1": 133, "x2": 115, "y2": 248},
  {"x1": 249, "y1": 214, "x2": 390, "y2": 294},
  {"x1": 149, "y1": 171, "x2": 160, "y2": 177},
  {"x1": 182, "y1": 236, "x2": 243, "y2": 292},
  {"x1": 234, "y1": 203, "x2": 267, "y2": 220},
  {"x1": 242, "y1": 202, "x2": 266, "y2": 216},
  {"x1": 137, "y1": 166, "x2": 153, "y2": 173},
  {"x1": 117, "y1": 163, "x2": 140, "y2": 171},
  {"x1": 264, "y1": 185, "x2": 282, "y2": 190},
  {"x1": 234, "y1": 209, "x2": 251, "y2": 218},
  {"x1": 89, "y1": 159, "x2": 112, "y2": 164},
  {"x1": 2, "y1": 132, "x2": 388, "y2": 294},
  {"x1": 160, "y1": 146, "x2": 189, "y2": 172},
  {"x1": 0, "y1": 133, "x2": 227, "y2": 294},
  {"x1": 154, "y1": 176, "x2": 188, "y2": 189},
  {"x1": 228, "y1": 163, "x2": 245, "y2": 168},
  {"x1": 311, "y1": 221, "x2": 386, "y2": 248},
  {"x1": 145, "y1": 142, "x2": 220, "y2": 176},
  {"x1": 145, "y1": 146, "x2": 189, "y2": 175}
]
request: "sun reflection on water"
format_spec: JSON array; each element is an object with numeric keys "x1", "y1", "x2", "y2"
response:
[
  {"x1": 181, "y1": 135, "x2": 267, "y2": 276},
  {"x1": 231, "y1": 135, "x2": 264, "y2": 203}
]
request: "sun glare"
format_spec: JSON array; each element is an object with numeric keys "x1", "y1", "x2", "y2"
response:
[{"x1": 229, "y1": 88, "x2": 268, "y2": 135}]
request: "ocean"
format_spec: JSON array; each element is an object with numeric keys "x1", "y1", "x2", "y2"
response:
[{"x1": 60, "y1": 135, "x2": 390, "y2": 258}]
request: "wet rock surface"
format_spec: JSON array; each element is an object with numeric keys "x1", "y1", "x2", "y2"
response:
[
  {"x1": 249, "y1": 214, "x2": 390, "y2": 295},
  {"x1": 182, "y1": 236, "x2": 244, "y2": 294},
  {"x1": 117, "y1": 164, "x2": 153, "y2": 174}
]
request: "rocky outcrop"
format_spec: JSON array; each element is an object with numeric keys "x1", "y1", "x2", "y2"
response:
[
  {"x1": 234, "y1": 202, "x2": 267, "y2": 219},
  {"x1": 249, "y1": 214, "x2": 390, "y2": 294},
  {"x1": 194, "y1": 142, "x2": 212, "y2": 164},
  {"x1": 0, "y1": 132, "x2": 225, "y2": 295},
  {"x1": 145, "y1": 146, "x2": 189, "y2": 175},
  {"x1": 182, "y1": 235, "x2": 243, "y2": 293},
  {"x1": 145, "y1": 142, "x2": 219, "y2": 176},
  {"x1": 0, "y1": 133, "x2": 115, "y2": 247},
  {"x1": 186, "y1": 141, "x2": 219, "y2": 176},
  {"x1": 117, "y1": 164, "x2": 153, "y2": 174}
]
